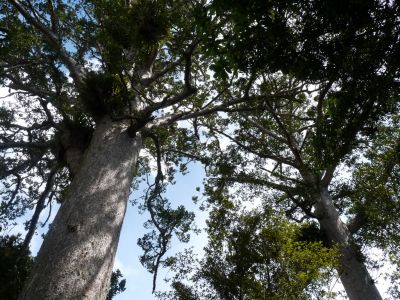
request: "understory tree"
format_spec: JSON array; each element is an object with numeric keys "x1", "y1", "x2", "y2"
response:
[{"x1": 158, "y1": 208, "x2": 338, "y2": 300}]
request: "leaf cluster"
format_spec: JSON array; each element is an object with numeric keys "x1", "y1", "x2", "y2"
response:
[{"x1": 160, "y1": 208, "x2": 338, "y2": 300}]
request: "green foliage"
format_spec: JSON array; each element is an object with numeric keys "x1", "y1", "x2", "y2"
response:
[
  {"x1": 349, "y1": 122, "x2": 400, "y2": 250},
  {"x1": 138, "y1": 201, "x2": 196, "y2": 271},
  {"x1": 2, "y1": 0, "x2": 400, "y2": 297},
  {"x1": 106, "y1": 269, "x2": 127, "y2": 300},
  {"x1": 297, "y1": 222, "x2": 331, "y2": 248},
  {"x1": 88, "y1": 0, "x2": 194, "y2": 72},
  {"x1": 78, "y1": 72, "x2": 129, "y2": 119},
  {"x1": 0, "y1": 234, "x2": 125, "y2": 300},
  {"x1": 205, "y1": 209, "x2": 338, "y2": 299},
  {"x1": 0, "y1": 235, "x2": 33, "y2": 300},
  {"x1": 159, "y1": 208, "x2": 338, "y2": 300},
  {"x1": 200, "y1": 0, "x2": 400, "y2": 82}
]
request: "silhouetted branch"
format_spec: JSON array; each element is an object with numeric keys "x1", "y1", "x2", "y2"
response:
[{"x1": 23, "y1": 163, "x2": 59, "y2": 250}]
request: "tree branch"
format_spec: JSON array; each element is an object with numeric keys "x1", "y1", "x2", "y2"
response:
[
  {"x1": 23, "y1": 163, "x2": 59, "y2": 250},
  {"x1": 264, "y1": 101, "x2": 305, "y2": 169},
  {"x1": 223, "y1": 174, "x2": 300, "y2": 194},
  {"x1": 147, "y1": 94, "x2": 262, "y2": 129},
  {"x1": 140, "y1": 57, "x2": 183, "y2": 87},
  {"x1": 244, "y1": 116, "x2": 288, "y2": 144},
  {"x1": 144, "y1": 133, "x2": 167, "y2": 293},
  {"x1": 347, "y1": 212, "x2": 367, "y2": 235},
  {"x1": 321, "y1": 165, "x2": 336, "y2": 186},
  {"x1": 0, "y1": 175, "x2": 22, "y2": 217},
  {"x1": 7, "y1": 0, "x2": 85, "y2": 84},
  {"x1": 207, "y1": 126, "x2": 300, "y2": 169},
  {"x1": 0, "y1": 153, "x2": 44, "y2": 179},
  {"x1": 0, "y1": 141, "x2": 52, "y2": 150},
  {"x1": 149, "y1": 56, "x2": 197, "y2": 112}
]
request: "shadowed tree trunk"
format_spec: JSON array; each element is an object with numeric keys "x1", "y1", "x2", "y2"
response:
[{"x1": 19, "y1": 117, "x2": 142, "y2": 300}]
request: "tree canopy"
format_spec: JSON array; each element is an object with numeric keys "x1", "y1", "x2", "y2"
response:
[
  {"x1": 160, "y1": 1, "x2": 400, "y2": 299},
  {"x1": 0, "y1": 0, "x2": 400, "y2": 299}
]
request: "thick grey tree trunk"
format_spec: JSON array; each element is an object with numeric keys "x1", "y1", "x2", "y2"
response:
[
  {"x1": 19, "y1": 117, "x2": 142, "y2": 300},
  {"x1": 314, "y1": 187, "x2": 382, "y2": 300}
]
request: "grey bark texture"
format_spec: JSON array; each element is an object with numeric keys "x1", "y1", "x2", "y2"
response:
[
  {"x1": 314, "y1": 187, "x2": 382, "y2": 300},
  {"x1": 19, "y1": 117, "x2": 142, "y2": 300}
]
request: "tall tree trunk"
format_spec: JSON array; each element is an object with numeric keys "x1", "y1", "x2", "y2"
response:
[
  {"x1": 19, "y1": 117, "x2": 142, "y2": 300},
  {"x1": 314, "y1": 187, "x2": 382, "y2": 300}
]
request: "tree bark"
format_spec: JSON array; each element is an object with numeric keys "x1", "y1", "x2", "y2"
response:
[
  {"x1": 314, "y1": 187, "x2": 382, "y2": 300},
  {"x1": 19, "y1": 116, "x2": 142, "y2": 300}
]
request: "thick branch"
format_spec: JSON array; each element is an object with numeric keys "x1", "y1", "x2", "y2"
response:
[
  {"x1": 224, "y1": 174, "x2": 300, "y2": 195},
  {"x1": 140, "y1": 58, "x2": 183, "y2": 87},
  {"x1": 147, "y1": 96, "x2": 252, "y2": 129},
  {"x1": 0, "y1": 141, "x2": 52, "y2": 150},
  {"x1": 347, "y1": 212, "x2": 367, "y2": 235},
  {"x1": 149, "y1": 59, "x2": 197, "y2": 111},
  {"x1": 321, "y1": 165, "x2": 336, "y2": 186}
]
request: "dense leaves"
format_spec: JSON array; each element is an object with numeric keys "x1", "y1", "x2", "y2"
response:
[
  {"x1": 1, "y1": 0, "x2": 400, "y2": 298},
  {"x1": 106, "y1": 269, "x2": 127, "y2": 300},
  {"x1": 0, "y1": 235, "x2": 33, "y2": 300},
  {"x1": 200, "y1": 0, "x2": 400, "y2": 81},
  {"x1": 159, "y1": 208, "x2": 338, "y2": 300}
]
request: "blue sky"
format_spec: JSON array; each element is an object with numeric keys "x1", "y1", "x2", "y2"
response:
[
  {"x1": 22, "y1": 161, "x2": 207, "y2": 300},
  {"x1": 114, "y1": 161, "x2": 207, "y2": 299},
  {"x1": 0, "y1": 86, "x2": 207, "y2": 299}
]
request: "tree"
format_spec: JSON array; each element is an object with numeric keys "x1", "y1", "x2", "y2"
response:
[
  {"x1": 199, "y1": 72, "x2": 400, "y2": 299},
  {"x1": 187, "y1": 1, "x2": 400, "y2": 299},
  {"x1": 0, "y1": 0, "x2": 250, "y2": 298},
  {"x1": 106, "y1": 269, "x2": 126, "y2": 300},
  {"x1": 197, "y1": 75, "x2": 400, "y2": 299},
  {"x1": 159, "y1": 208, "x2": 338, "y2": 300},
  {"x1": 0, "y1": 235, "x2": 125, "y2": 299},
  {"x1": 2, "y1": 1, "x2": 400, "y2": 299}
]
